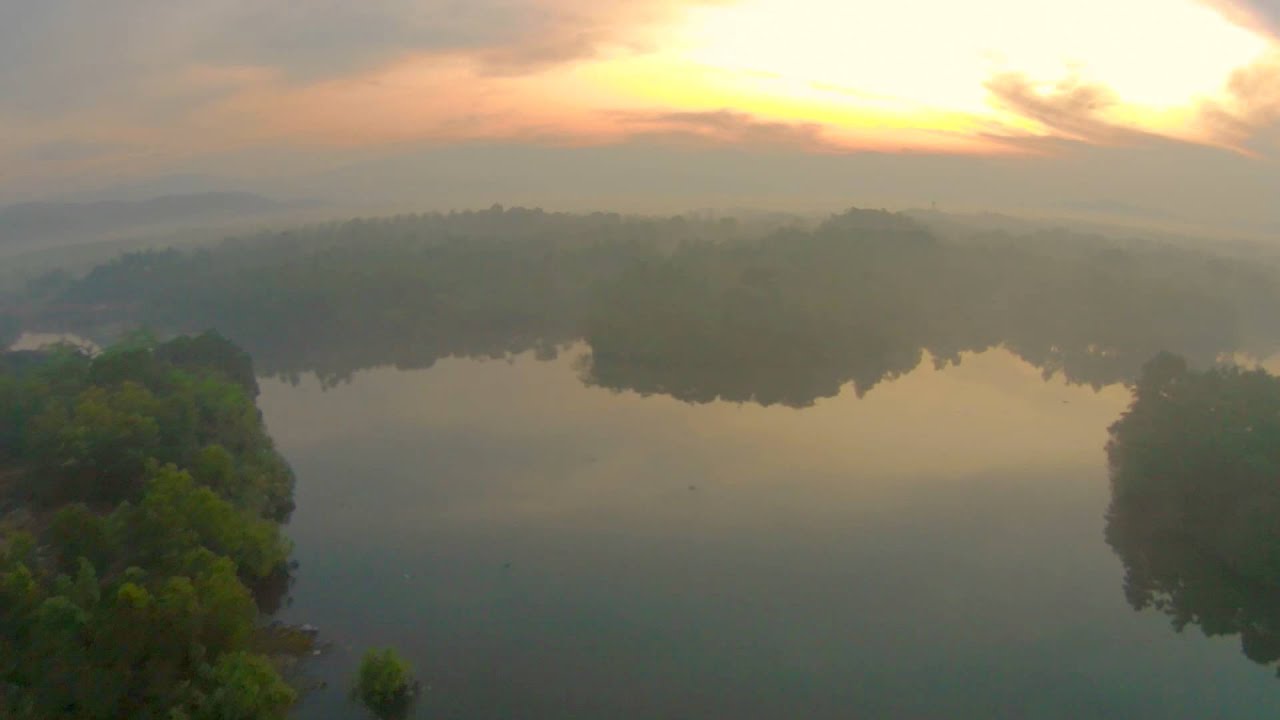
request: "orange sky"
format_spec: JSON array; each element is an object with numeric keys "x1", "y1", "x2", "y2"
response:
[
  {"x1": 2, "y1": 0, "x2": 1279, "y2": 206},
  {"x1": 5, "y1": 1, "x2": 1279, "y2": 152},
  {"x1": 167, "y1": 0, "x2": 1280, "y2": 156}
]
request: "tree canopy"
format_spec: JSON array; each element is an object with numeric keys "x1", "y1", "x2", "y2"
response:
[
  {"x1": 0, "y1": 332, "x2": 298, "y2": 719},
  {"x1": 353, "y1": 647, "x2": 416, "y2": 720}
]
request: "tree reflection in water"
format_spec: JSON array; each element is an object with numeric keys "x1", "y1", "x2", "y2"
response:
[{"x1": 1106, "y1": 353, "x2": 1280, "y2": 671}]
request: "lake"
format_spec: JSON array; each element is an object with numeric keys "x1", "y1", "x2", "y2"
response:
[
  {"x1": 256, "y1": 344, "x2": 1280, "y2": 719},
  {"x1": 8, "y1": 209, "x2": 1280, "y2": 719}
]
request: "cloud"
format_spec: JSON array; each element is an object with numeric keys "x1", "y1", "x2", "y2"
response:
[
  {"x1": 1201, "y1": 0, "x2": 1280, "y2": 35},
  {"x1": 470, "y1": 0, "x2": 733, "y2": 75},
  {"x1": 0, "y1": 0, "x2": 735, "y2": 174},
  {"x1": 179, "y1": 0, "x2": 706, "y2": 78},
  {"x1": 177, "y1": 55, "x2": 611, "y2": 152},
  {"x1": 0, "y1": 0, "x2": 715, "y2": 116},
  {"x1": 1197, "y1": 52, "x2": 1280, "y2": 152},
  {"x1": 609, "y1": 110, "x2": 839, "y2": 151},
  {"x1": 983, "y1": 73, "x2": 1156, "y2": 146},
  {"x1": 1, "y1": 0, "x2": 1275, "y2": 208}
]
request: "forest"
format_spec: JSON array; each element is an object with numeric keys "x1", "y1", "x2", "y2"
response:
[
  {"x1": 17, "y1": 206, "x2": 1280, "y2": 405},
  {"x1": 0, "y1": 332, "x2": 299, "y2": 719}
]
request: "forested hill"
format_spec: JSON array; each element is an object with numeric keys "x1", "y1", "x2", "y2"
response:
[
  {"x1": 0, "y1": 332, "x2": 300, "y2": 719},
  {"x1": 16, "y1": 206, "x2": 1280, "y2": 404}
]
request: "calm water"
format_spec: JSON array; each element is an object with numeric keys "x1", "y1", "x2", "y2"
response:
[{"x1": 256, "y1": 345, "x2": 1280, "y2": 719}]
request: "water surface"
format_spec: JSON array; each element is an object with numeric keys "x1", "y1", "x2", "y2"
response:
[{"x1": 259, "y1": 346, "x2": 1280, "y2": 719}]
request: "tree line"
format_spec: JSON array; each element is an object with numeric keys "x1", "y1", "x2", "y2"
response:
[{"x1": 14, "y1": 206, "x2": 1280, "y2": 405}]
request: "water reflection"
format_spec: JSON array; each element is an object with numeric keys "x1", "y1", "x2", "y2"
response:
[
  {"x1": 1106, "y1": 352, "x2": 1280, "y2": 673},
  {"x1": 8, "y1": 208, "x2": 1280, "y2": 714},
  {"x1": 258, "y1": 348, "x2": 1280, "y2": 719}
]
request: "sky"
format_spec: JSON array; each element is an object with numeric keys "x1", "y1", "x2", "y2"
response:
[{"x1": 2, "y1": 0, "x2": 1279, "y2": 230}]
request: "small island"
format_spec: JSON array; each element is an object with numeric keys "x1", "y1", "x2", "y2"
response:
[{"x1": 353, "y1": 647, "x2": 418, "y2": 719}]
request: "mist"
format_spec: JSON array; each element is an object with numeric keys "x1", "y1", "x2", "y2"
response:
[{"x1": 4, "y1": 2, "x2": 1280, "y2": 719}]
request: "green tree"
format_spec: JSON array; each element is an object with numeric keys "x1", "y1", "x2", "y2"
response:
[
  {"x1": 118, "y1": 465, "x2": 288, "y2": 580},
  {"x1": 353, "y1": 647, "x2": 416, "y2": 718},
  {"x1": 0, "y1": 334, "x2": 302, "y2": 718},
  {"x1": 194, "y1": 651, "x2": 296, "y2": 720},
  {"x1": 26, "y1": 595, "x2": 92, "y2": 716},
  {"x1": 192, "y1": 444, "x2": 243, "y2": 500},
  {"x1": 47, "y1": 503, "x2": 113, "y2": 574},
  {"x1": 24, "y1": 382, "x2": 162, "y2": 503}
]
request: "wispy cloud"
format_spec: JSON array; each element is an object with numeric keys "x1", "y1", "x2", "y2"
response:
[
  {"x1": 0, "y1": 0, "x2": 716, "y2": 114},
  {"x1": 608, "y1": 109, "x2": 838, "y2": 150},
  {"x1": 1197, "y1": 51, "x2": 1280, "y2": 152},
  {"x1": 1202, "y1": 0, "x2": 1280, "y2": 35},
  {"x1": 982, "y1": 74, "x2": 1154, "y2": 146}
]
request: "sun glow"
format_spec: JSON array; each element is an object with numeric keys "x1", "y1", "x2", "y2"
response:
[
  {"x1": 578, "y1": 0, "x2": 1274, "y2": 150},
  {"x1": 47, "y1": 0, "x2": 1278, "y2": 159}
]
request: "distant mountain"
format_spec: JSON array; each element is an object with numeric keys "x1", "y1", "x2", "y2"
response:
[
  {"x1": 60, "y1": 174, "x2": 246, "y2": 203},
  {"x1": 0, "y1": 192, "x2": 282, "y2": 248}
]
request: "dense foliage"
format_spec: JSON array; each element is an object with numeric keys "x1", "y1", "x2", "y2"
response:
[
  {"x1": 59, "y1": 206, "x2": 741, "y2": 387},
  {"x1": 1106, "y1": 353, "x2": 1280, "y2": 672},
  {"x1": 352, "y1": 647, "x2": 416, "y2": 719},
  {"x1": 25, "y1": 206, "x2": 1280, "y2": 406},
  {"x1": 0, "y1": 332, "x2": 298, "y2": 719},
  {"x1": 584, "y1": 210, "x2": 1280, "y2": 404}
]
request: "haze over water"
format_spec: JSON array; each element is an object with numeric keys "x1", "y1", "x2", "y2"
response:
[{"x1": 258, "y1": 346, "x2": 1280, "y2": 719}]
